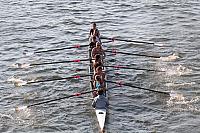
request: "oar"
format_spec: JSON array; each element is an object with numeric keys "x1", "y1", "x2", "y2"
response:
[
  {"x1": 14, "y1": 74, "x2": 92, "y2": 86},
  {"x1": 105, "y1": 80, "x2": 170, "y2": 95},
  {"x1": 100, "y1": 36, "x2": 154, "y2": 45},
  {"x1": 15, "y1": 89, "x2": 95, "y2": 111},
  {"x1": 104, "y1": 65, "x2": 164, "y2": 72},
  {"x1": 14, "y1": 58, "x2": 92, "y2": 68},
  {"x1": 31, "y1": 58, "x2": 91, "y2": 66},
  {"x1": 23, "y1": 44, "x2": 89, "y2": 55},
  {"x1": 105, "y1": 49, "x2": 161, "y2": 58},
  {"x1": 24, "y1": 40, "x2": 112, "y2": 56}
]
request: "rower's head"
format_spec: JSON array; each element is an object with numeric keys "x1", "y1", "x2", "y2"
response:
[
  {"x1": 95, "y1": 75, "x2": 101, "y2": 81},
  {"x1": 96, "y1": 42, "x2": 101, "y2": 48},
  {"x1": 96, "y1": 66, "x2": 103, "y2": 72},
  {"x1": 91, "y1": 22, "x2": 96, "y2": 29},
  {"x1": 97, "y1": 88, "x2": 104, "y2": 95}
]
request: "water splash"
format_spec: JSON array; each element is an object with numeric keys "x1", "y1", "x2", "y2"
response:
[
  {"x1": 167, "y1": 91, "x2": 200, "y2": 112},
  {"x1": 7, "y1": 77, "x2": 21, "y2": 82},
  {"x1": 14, "y1": 80, "x2": 27, "y2": 87},
  {"x1": 154, "y1": 43, "x2": 165, "y2": 46},
  {"x1": 160, "y1": 65, "x2": 192, "y2": 76},
  {"x1": 23, "y1": 50, "x2": 34, "y2": 56},
  {"x1": 14, "y1": 106, "x2": 32, "y2": 124},
  {"x1": 165, "y1": 82, "x2": 195, "y2": 87},
  {"x1": 11, "y1": 63, "x2": 31, "y2": 68},
  {"x1": 15, "y1": 106, "x2": 28, "y2": 112},
  {"x1": 159, "y1": 53, "x2": 180, "y2": 61},
  {"x1": 0, "y1": 113, "x2": 14, "y2": 120},
  {"x1": 7, "y1": 77, "x2": 27, "y2": 86}
]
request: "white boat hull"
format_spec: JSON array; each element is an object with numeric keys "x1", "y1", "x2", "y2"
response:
[{"x1": 95, "y1": 109, "x2": 106, "y2": 131}]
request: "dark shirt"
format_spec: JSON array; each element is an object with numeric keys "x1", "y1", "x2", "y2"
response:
[
  {"x1": 89, "y1": 42, "x2": 96, "y2": 49},
  {"x1": 90, "y1": 29, "x2": 99, "y2": 36},
  {"x1": 92, "y1": 95, "x2": 109, "y2": 109}
]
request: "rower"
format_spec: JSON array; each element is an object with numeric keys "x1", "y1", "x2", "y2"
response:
[
  {"x1": 93, "y1": 66, "x2": 105, "y2": 82},
  {"x1": 89, "y1": 22, "x2": 100, "y2": 42},
  {"x1": 93, "y1": 75, "x2": 105, "y2": 97},
  {"x1": 91, "y1": 42, "x2": 105, "y2": 59},
  {"x1": 92, "y1": 88, "x2": 109, "y2": 109},
  {"x1": 93, "y1": 54, "x2": 103, "y2": 71},
  {"x1": 94, "y1": 75, "x2": 105, "y2": 90}
]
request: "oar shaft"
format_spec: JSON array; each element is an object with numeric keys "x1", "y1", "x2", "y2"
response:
[
  {"x1": 105, "y1": 50, "x2": 161, "y2": 58},
  {"x1": 106, "y1": 80, "x2": 169, "y2": 95},
  {"x1": 27, "y1": 75, "x2": 92, "y2": 84},
  {"x1": 101, "y1": 37, "x2": 154, "y2": 44},
  {"x1": 35, "y1": 44, "x2": 88, "y2": 54},
  {"x1": 104, "y1": 65, "x2": 161, "y2": 72},
  {"x1": 30, "y1": 58, "x2": 91, "y2": 66},
  {"x1": 28, "y1": 90, "x2": 94, "y2": 107}
]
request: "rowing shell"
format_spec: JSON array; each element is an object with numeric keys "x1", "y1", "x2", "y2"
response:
[
  {"x1": 88, "y1": 46, "x2": 108, "y2": 132},
  {"x1": 95, "y1": 109, "x2": 106, "y2": 131}
]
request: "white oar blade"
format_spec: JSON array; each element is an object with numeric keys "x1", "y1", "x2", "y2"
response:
[{"x1": 159, "y1": 53, "x2": 180, "y2": 61}]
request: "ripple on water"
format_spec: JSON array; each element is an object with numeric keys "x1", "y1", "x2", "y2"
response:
[{"x1": 0, "y1": 0, "x2": 200, "y2": 132}]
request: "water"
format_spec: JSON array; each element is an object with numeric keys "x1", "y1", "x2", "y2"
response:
[{"x1": 0, "y1": 0, "x2": 200, "y2": 132}]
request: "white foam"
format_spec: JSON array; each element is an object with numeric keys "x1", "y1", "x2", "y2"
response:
[
  {"x1": 165, "y1": 82, "x2": 195, "y2": 87},
  {"x1": 7, "y1": 77, "x2": 21, "y2": 82},
  {"x1": 11, "y1": 63, "x2": 30, "y2": 68},
  {"x1": 15, "y1": 106, "x2": 28, "y2": 111},
  {"x1": 154, "y1": 43, "x2": 164, "y2": 46},
  {"x1": 159, "y1": 53, "x2": 180, "y2": 61},
  {"x1": 161, "y1": 65, "x2": 192, "y2": 76},
  {"x1": 14, "y1": 80, "x2": 27, "y2": 87}
]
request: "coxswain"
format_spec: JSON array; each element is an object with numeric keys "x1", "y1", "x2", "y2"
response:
[{"x1": 92, "y1": 88, "x2": 109, "y2": 109}]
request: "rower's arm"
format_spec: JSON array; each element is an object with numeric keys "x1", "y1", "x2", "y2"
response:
[
  {"x1": 97, "y1": 29, "x2": 100, "y2": 37},
  {"x1": 91, "y1": 48, "x2": 95, "y2": 58},
  {"x1": 92, "y1": 99, "x2": 96, "y2": 108},
  {"x1": 102, "y1": 50, "x2": 106, "y2": 58}
]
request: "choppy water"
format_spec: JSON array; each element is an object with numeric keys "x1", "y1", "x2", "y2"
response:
[{"x1": 0, "y1": 0, "x2": 200, "y2": 132}]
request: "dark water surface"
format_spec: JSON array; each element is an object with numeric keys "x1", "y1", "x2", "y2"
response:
[{"x1": 0, "y1": 0, "x2": 200, "y2": 132}]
